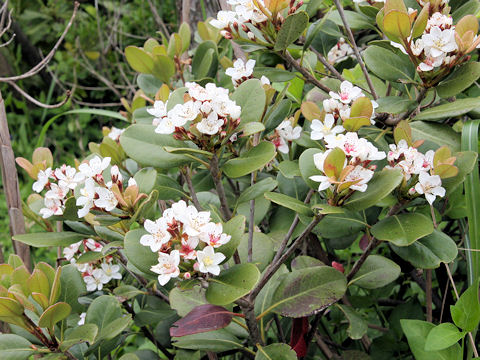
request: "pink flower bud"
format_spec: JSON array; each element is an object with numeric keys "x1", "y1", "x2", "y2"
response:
[{"x1": 332, "y1": 261, "x2": 344, "y2": 273}]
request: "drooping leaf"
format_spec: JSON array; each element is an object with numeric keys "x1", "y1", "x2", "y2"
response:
[
  {"x1": 264, "y1": 192, "x2": 313, "y2": 216},
  {"x1": 172, "y1": 329, "x2": 243, "y2": 352},
  {"x1": 450, "y1": 280, "x2": 480, "y2": 331},
  {"x1": 60, "y1": 324, "x2": 99, "y2": 351},
  {"x1": 425, "y1": 323, "x2": 466, "y2": 351},
  {"x1": 12, "y1": 232, "x2": 86, "y2": 248},
  {"x1": 38, "y1": 302, "x2": 71, "y2": 329},
  {"x1": 223, "y1": 142, "x2": 277, "y2": 178},
  {"x1": 170, "y1": 304, "x2": 234, "y2": 337},
  {"x1": 336, "y1": 305, "x2": 368, "y2": 340},
  {"x1": 414, "y1": 98, "x2": 480, "y2": 121},
  {"x1": 0, "y1": 334, "x2": 34, "y2": 360},
  {"x1": 437, "y1": 62, "x2": 480, "y2": 98}
]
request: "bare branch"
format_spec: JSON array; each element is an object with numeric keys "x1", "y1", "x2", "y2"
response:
[
  {"x1": 6, "y1": 81, "x2": 72, "y2": 109},
  {"x1": 146, "y1": 0, "x2": 170, "y2": 38},
  {"x1": 332, "y1": 0, "x2": 378, "y2": 100},
  {"x1": 283, "y1": 52, "x2": 332, "y2": 93},
  {"x1": 309, "y1": 45, "x2": 345, "y2": 82},
  {"x1": 0, "y1": 2, "x2": 80, "y2": 82}
]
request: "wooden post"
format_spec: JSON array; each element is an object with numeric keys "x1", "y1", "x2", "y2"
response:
[{"x1": 0, "y1": 89, "x2": 31, "y2": 269}]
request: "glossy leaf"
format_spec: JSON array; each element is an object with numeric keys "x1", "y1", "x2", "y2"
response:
[
  {"x1": 223, "y1": 142, "x2": 276, "y2": 178},
  {"x1": 231, "y1": 79, "x2": 266, "y2": 124},
  {"x1": 124, "y1": 229, "x2": 159, "y2": 276},
  {"x1": 206, "y1": 263, "x2": 260, "y2": 305},
  {"x1": 216, "y1": 215, "x2": 246, "y2": 262},
  {"x1": 170, "y1": 304, "x2": 234, "y2": 337},
  {"x1": 0, "y1": 334, "x2": 34, "y2": 360},
  {"x1": 12, "y1": 232, "x2": 86, "y2": 248},
  {"x1": 274, "y1": 11, "x2": 309, "y2": 51},
  {"x1": 271, "y1": 266, "x2": 347, "y2": 317},
  {"x1": 170, "y1": 286, "x2": 208, "y2": 317},
  {"x1": 371, "y1": 213, "x2": 434, "y2": 246},
  {"x1": 364, "y1": 46, "x2": 415, "y2": 81},
  {"x1": 349, "y1": 255, "x2": 401, "y2": 289},
  {"x1": 172, "y1": 329, "x2": 243, "y2": 352},
  {"x1": 264, "y1": 192, "x2": 313, "y2": 216},
  {"x1": 414, "y1": 98, "x2": 480, "y2": 121},
  {"x1": 255, "y1": 343, "x2": 297, "y2": 360},
  {"x1": 236, "y1": 178, "x2": 278, "y2": 205},
  {"x1": 450, "y1": 280, "x2": 480, "y2": 331},
  {"x1": 437, "y1": 62, "x2": 480, "y2": 98},
  {"x1": 425, "y1": 323, "x2": 465, "y2": 351},
  {"x1": 38, "y1": 302, "x2": 71, "y2": 329},
  {"x1": 60, "y1": 324, "x2": 99, "y2": 351}
]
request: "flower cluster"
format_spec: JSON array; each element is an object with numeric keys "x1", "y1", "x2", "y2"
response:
[
  {"x1": 387, "y1": 140, "x2": 445, "y2": 204},
  {"x1": 310, "y1": 132, "x2": 386, "y2": 194},
  {"x1": 63, "y1": 238, "x2": 122, "y2": 291},
  {"x1": 271, "y1": 118, "x2": 302, "y2": 154},
  {"x1": 140, "y1": 200, "x2": 230, "y2": 285},
  {"x1": 327, "y1": 38, "x2": 354, "y2": 64},
  {"x1": 225, "y1": 58, "x2": 271, "y2": 87},
  {"x1": 392, "y1": 12, "x2": 457, "y2": 72},
  {"x1": 148, "y1": 82, "x2": 242, "y2": 147}
]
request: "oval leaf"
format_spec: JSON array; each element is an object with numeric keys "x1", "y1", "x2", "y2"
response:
[
  {"x1": 349, "y1": 255, "x2": 401, "y2": 289},
  {"x1": 38, "y1": 302, "x2": 71, "y2": 329},
  {"x1": 223, "y1": 142, "x2": 277, "y2": 178},
  {"x1": 371, "y1": 213, "x2": 434, "y2": 246},
  {"x1": 170, "y1": 304, "x2": 234, "y2": 337}
]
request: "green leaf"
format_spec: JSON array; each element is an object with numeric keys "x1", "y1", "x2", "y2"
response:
[
  {"x1": 414, "y1": 98, "x2": 480, "y2": 121},
  {"x1": 0, "y1": 334, "x2": 34, "y2": 360},
  {"x1": 192, "y1": 41, "x2": 218, "y2": 79},
  {"x1": 278, "y1": 160, "x2": 301, "y2": 179},
  {"x1": 376, "y1": 96, "x2": 416, "y2": 114},
  {"x1": 425, "y1": 323, "x2": 466, "y2": 351},
  {"x1": 336, "y1": 305, "x2": 368, "y2": 340},
  {"x1": 299, "y1": 148, "x2": 324, "y2": 190},
  {"x1": 113, "y1": 285, "x2": 146, "y2": 300},
  {"x1": 137, "y1": 74, "x2": 163, "y2": 95},
  {"x1": 401, "y1": 320, "x2": 462, "y2": 360},
  {"x1": 236, "y1": 178, "x2": 278, "y2": 205},
  {"x1": 120, "y1": 124, "x2": 193, "y2": 169},
  {"x1": 172, "y1": 329, "x2": 243, "y2": 352},
  {"x1": 240, "y1": 122, "x2": 265, "y2": 136},
  {"x1": 170, "y1": 286, "x2": 208, "y2": 317},
  {"x1": 152, "y1": 54, "x2": 176, "y2": 83},
  {"x1": 38, "y1": 302, "x2": 71, "y2": 329},
  {"x1": 134, "y1": 167, "x2": 158, "y2": 194},
  {"x1": 12, "y1": 232, "x2": 86, "y2": 248},
  {"x1": 97, "y1": 315, "x2": 132, "y2": 341},
  {"x1": 255, "y1": 343, "x2": 297, "y2": 360},
  {"x1": 462, "y1": 120, "x2": 480, "y2": 284},
  {"x1": 315, "y1": 211, "x2": 366, "y2": 239},
  {"x1": 124, "y1": 229, "x2": 158, "y2": 277},
  {"x1": 252, "y1": 67, "x2": 296, "y2": 82},
  {"x1": 231, "y1": 79, "x2": 266, "y2": 124},
  {"x1": 85, "y1": 295, "x2": 123, "y2": 337},
  {"x1": 271, "y1": 266, "x2": 347, "y2": 317},
  {"x1": 216, "y1": 215, "x2": 246, "y2": 262},
  {"x1": 391, "y1": 230, "x2": 458, "y2": 269},
  {"x1": 274, "y1": 11, "x2": 309, "y2": 51},
  {"x1": 364, "y1": 46, "x2": 415, "y2": 82},
  {"x1": 371, "y1": 213, "x2": 434, "y2": 246},
  {"x1": 125, "y1": 46, "x2": 154, "y2": 73},
  {"x1": 223, "y1": 142, "x2": 276, "y2": 178},
  {"x1": 349, "y1": 255, "x2": 401, "y2": 289},
  {"x1": 0, "y1": 297, "x2": 23, "y2": 317},
  {"x1": 234, "y1": 232, "x2": 275, "y2": 272},
  {"x1": 59, "y1": 264, "x2": 85, "y2": 313},
  {"x1": 437, "y1": 62, "x2": 480, "y2": 98},
  {"x1": 450, "y1": 280, "x2": 480, "y2": 331},
  {"x1": 206, "y1": 264, "x2": 260, "y2": 306},
  {"x1": 343, "y1": 169, "x2": 403, "y2": 211},
  {"x1": 264, "y1": 192, "x2": 313, "y2": 217},
  {"x1": 60, "y1": 324, "x2": 99, "y2": 351},
  {"x1": 411, "y1": 121, "x2": 461, "y2": 152}
]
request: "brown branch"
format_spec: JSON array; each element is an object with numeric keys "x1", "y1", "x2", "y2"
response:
[
  {"x1": 331, "y1": 0, "x2": 378, "y2": 100},
  {"x1": 182, "y1": 167, "x2": 202, "y2": 210},
  {"x1": 0, "y1": 2, "x2": 80, "y2": 82},
  {"x1": 346, "y1": 237, "x2": 378, "y2": 282},
  {"x1": 0, "y1": 90, "x2": 30, "y2": 269},
  {"x1": 209, "y1": 154, "x2": 232, "y2": 221},
  {"x1": 146, "y1": 0, "x2": 170, "y2": 38},
  {"x1": 283, "y1": 52, "x2": 331, "y2": 93},
  {"x1": 6, "y1": 81, "x2": 71, "y2": 109},
  {"x1": 309, "y1": 45, "x2": 345, "y2": 82}
]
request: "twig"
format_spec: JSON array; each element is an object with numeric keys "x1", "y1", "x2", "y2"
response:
[
  {"x1": 273, "y1": 314, "x2": 286, "y2": 343},
  {"x1": 309, "y1": 45, "x2": 345, "y2": 82},
  {"x1": 183, "y1": 167, "x2": 202, "y2": 210},
  {"x1": 0, "y1": 2, "x2": 80, "y2": 82},
  {"x1": 6, "y1": 81, "x2": 71, "y2": 109},
  {"x1": 146, "y1": 0, "x2": 170, "y2": 37},
  {"x1": 426, "y1": 269, "x2": 432, "y2": 322},
  {"x1": 240, "y1": 303, "x2": 264, "y2": 347},
  {"x1": 248, "y1": 172, "x2": 255, "y2": 263},
  {"x1": 283, "y1": 52, "x2": 331, "y2": 93},
  {"x1": 314, "y1": 333, "x2": 335, "y2": 359},
  {"x1": 346, "y1": 237, "x2": 378, "y2": 282},
  {"x1": 209, "y1": 154, "x2": 232, "y2": 221},
  {"x1": 331, "y1": 0, "x2": 378, "y2": 100},
  {"x1": 444, "y1": 263, "x2": 479, "y2": 358}
]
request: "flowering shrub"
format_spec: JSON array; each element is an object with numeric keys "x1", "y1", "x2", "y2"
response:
[{"x1": 3, "y1": 0, "x2": 480, "y2": 359}]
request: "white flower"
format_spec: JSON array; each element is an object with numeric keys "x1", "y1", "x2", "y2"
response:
[
  {"x1": 128, "y1": 177, "x2": 137, "y2": 187},
  {"x1": 186, "y1": 82, "x2": 212, "y2": 102},
  {"x1": 344, "y1": 166, "x2": 374, "y2": 192},
  {"x1": 55, "y1": 165, "x2": 85, "y2": 190},
  {"x1": 180, "y1": 237, "x2": 199, "y2": 260},
  {"x1": 422, "y1": 27, "x2": 457, "y2": 58},
  {"x1": 414, "y1": 172, "x2": 446, "y2": 204},
  {"x1": 196, "y1": 246, "x2": 225, "y2": 276},
  {"x1": 84, "y1": 268, "x2": 106, "y2": 291},
  {"x1": 323, "y1": 98, "x2": 342, "y2": 113},
  {"x1": 197, "y1": 112, "x2": 224, "y2": 135},
  {"x1": 110, "y1": 165, "x2": 123, "y2": 184},
  {"x1": 225, "y1": 59, "x2": 256, "y2": 85},
  {"x1": 108, "y1": 127, "x2": 124, "y2": 141},
  {"x1": 387, "y1": 139, "x2": 409, "y2": 161},
  {"x1": 309, "y1": 150, "x2": 336, "y2": 191},
  {"x1": 212, "y1": 98, "x2": 241, "y2": 119},
  {"x1": 63, "y1": 241, "x2": 82, "y2": 261},
  {"x1": 85, "y1": 238, "x2": 103, "y2": 252},
  {"x1": 151, "y1": 250, "x2": 181, "y2": 286},
  {"x1": 77, "y1": 178, "x2": 96, "y2": 218},
  {"x1": 147, "y1": 100, "x2": 168, "y2": 119},
  {"x1": 183, "y1": 208, "x2": 211, "y2": 237},
  {"x1": 260, "y1": 75, "x2": 270, "y2": 85},
  {"x1": 94, "y1": 187, "x2": 118, "y2": 211},
  {"x1": 418, "y1": 54, "x2": 444, "y2": 72},
  {"x1": 426, "y1": 12, "x2": 453, "y2": 31},
  {"x1": 33, "y1": 168, "x2": 52, "y2": 193},
  {"x1": 79, "y1": 156, "x2": 111, "y2": 178},
  {"x1": 277, "y1": 120, "x2": 302, "y2": 141},
  {"x1": 200, "y1": 222, "x2": 231, "y2": 248},
  {"x1": 140, "y1": 218, "x2": 171, "y2": 252},
  {"x1": 78, "y1": 312, "x2": 86, "y2": 326},
  {"x1": 273, "y1": 135, "x2": 289, "y2": 154},
  {"x1": 154, "y1": 117, "x2": 177, "y2": 134},
  {"x1": 44, "y1": 183, "x2": 69, "y2": 201},
  {"x1": 329, "y1": 81, "x2": 363, "y2": 104},
  {"x1": 310, "y1": 114, "x2": 345, "y2": 141},
  {"x1": 327, "y1": 38, "x2": 354, "y2": 64},
  {"x1": 100, "y1": 262, "x2": 122, "y2": 282},
  {"x1": 168, "y1": 101, "x2": 200, "y2": 126},
  {"x1": 40, "y1": 198, "x2": 63, "y2": 218},
  {"x1": 210, "y1": 10, "x2": 237, "y2": 29}
]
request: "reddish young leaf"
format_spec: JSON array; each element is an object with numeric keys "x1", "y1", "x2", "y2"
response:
[
  {"x1": 170, "y1": 304, "x2": 235, "y2": 337},
  {"x1": 290, "y1": 317, "x2": 309, "y2": 358}
]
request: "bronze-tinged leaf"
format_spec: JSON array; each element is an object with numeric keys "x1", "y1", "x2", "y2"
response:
[{"x1": 170, "y1": 304, "x2": 235, "y2": 337}]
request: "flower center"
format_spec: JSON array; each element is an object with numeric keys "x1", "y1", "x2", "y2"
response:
[{"x1": 203, "y1": 256, "x2": 214, "y2": 266}]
